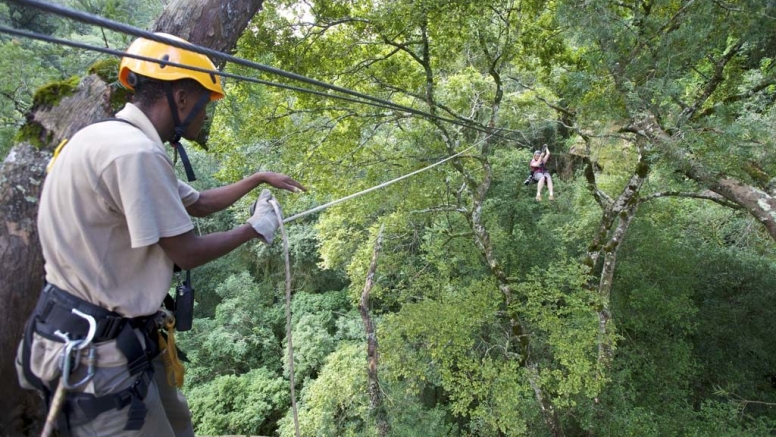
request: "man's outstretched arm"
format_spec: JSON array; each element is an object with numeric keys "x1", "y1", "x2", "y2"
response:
[
  {"x1": 158, "y1": 225, "x2": 260, "y2": 270},
  {"x1": 186, "y1": 171, "x2": 306, "y2": 217}
]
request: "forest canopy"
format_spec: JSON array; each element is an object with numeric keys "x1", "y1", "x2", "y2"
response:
[{"x1": 2, "y1": 0, "x2": 776, "y2": 436}]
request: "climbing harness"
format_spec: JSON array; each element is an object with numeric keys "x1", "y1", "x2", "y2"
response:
[{"x1": 21, "y1": 284, "x2": 160, "y2": 434}]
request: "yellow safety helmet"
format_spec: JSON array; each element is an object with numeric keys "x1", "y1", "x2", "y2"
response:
[{"x1": 119, "y1": 33, "x2": 224, "y2": 101}]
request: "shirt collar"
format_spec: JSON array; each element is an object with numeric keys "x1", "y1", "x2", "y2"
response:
[{"x1": 115, "y1": 103, "x2": 164, "y2": 148}]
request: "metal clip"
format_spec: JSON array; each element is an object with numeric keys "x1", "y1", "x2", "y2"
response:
[
  {"x1": 55, "y1": 309, "x2": 98, "y2": 390},
  {"x1": 71, "y1": 308, "x2": 96, "y2": 349}
]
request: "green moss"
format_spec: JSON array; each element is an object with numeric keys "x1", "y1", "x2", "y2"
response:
[
  {"x1": 87, "y1": 58, "x2": 120, "y2": 83},
  {"x1": 13, "y1": 121, "x2": 51, "y2": 149},
  {"x1": 31, "y1": 76, "x2": 80, "y2": 110},
  {"x1": 108, "y1": 85, "x2": 132, "y2": 112},
  {"x1": 88, "y1": 58, "x2": 133, "y2": 112}
]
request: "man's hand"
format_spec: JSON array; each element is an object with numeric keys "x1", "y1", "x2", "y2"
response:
[
  {"x1": 259, "y1": 172, "x2": 307, "y2": 193},
  {"x1": 248, "y1": 189, "x2": 280, "y2": 244}
]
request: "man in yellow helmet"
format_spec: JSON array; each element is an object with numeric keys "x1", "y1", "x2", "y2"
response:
[{"x1": 16, "y1": 33, "x2": 305, "y2": 437}]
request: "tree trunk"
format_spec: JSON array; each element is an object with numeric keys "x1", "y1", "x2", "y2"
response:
[
  {"x1": 0, "y1": 1, "x2": 264, "y2": 435},
  {"x1": 358, "y1": 224, "x2": 389, "y2": 436},
  {"x1": 152, "y1": 0, "x2": 263, "y2": 69}
]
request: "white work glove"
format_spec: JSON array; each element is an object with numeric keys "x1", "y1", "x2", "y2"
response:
[{"x1": 247, "y1": 189, "x2": 279, "y2": 244}]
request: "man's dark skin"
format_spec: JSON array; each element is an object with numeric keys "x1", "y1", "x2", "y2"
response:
[{"x1": 138, "y1": 83, "x2": 306, "y2": 269}]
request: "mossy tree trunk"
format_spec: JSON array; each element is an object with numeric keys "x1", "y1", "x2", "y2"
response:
[{"x1": 0, "y1": 1, "x2": 264, "y2": 435}]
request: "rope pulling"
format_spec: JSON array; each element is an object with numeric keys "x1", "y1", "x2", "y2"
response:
[{"x1": 254, "y1": 144, "x2": 481, "y2": 437}]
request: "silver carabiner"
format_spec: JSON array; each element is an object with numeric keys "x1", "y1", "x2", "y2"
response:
[
  {"x1": 57, "y1": 337, "x2": 96, "y2": 390},
  {"x1": 62, "y1": 342, "x2": 96, "y2": 390},
  {"x1": 54, "y1": 309, "x2": 98, "y2": 390}
]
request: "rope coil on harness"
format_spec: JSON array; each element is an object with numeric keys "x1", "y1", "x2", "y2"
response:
[{"x1": 156, "y1": 309, "x2": 185, "y2": 388}]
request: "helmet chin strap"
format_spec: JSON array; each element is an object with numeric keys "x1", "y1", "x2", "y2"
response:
[{"x1": 163, "y1": 82, "x2": 211, "y2": 182}]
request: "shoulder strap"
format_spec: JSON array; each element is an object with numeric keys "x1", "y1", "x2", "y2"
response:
[{"x1": 94, "y1": 117, "x2": 137, "y2": 128}]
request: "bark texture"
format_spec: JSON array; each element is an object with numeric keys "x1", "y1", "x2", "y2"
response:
[
  {"x1": 152, "y1": 0, "x2": 264, "y2": 69},
  {"x1": 0, "y1": 1, "x2": 264, "y2": 434}
]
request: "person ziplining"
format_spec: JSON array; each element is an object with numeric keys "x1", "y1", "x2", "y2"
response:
[{"x1": 530, "y1": 145, "x2": 554, "y2": 201}]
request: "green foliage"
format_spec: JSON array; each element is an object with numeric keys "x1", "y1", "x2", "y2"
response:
[
  {"x1": 181, "y1": 0, "x2": 776, "y2": 434},
  {"x1": 178, "y1": 272, "x2": 285, "y2": 385},
  {"x1": 87, "y1": 57, "x2": 131, "y2": 111},
  {"x1": 188, "y1": 367, "x2": 290, "y2": 436},
  {"x1": 4, "y1": 0, "x2": 759, "y2": 435},
  {"x1": 0, "y1": 28, "x2": 60, "y2": 155},
  {"x1": 0, "y1": 0, "x2": 163, "y2": 158},
  {"x1": 284, "y1": 291, "x2": 350, "y2": 382},
  {"x1": 515, "y1": 261, "x2": 603, "y2": 404},
  {"x1": 12, "y1": 121, "x2": 48, "y2": 149},
  {"x1": 380, "y1": 279, "x2": 544, "y2": 435},
  {"x1": 278, "y1": 343, "x2": 370, "y2": 437}
]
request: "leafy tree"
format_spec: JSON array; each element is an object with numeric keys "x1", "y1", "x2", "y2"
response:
[{"x1": 188, "y1": 366, "x2": 290, "y2": 436}]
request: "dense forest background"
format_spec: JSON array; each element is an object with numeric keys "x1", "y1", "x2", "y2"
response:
[{"x1": 2, "y1": 0, "x2": 776, "y2": 436}]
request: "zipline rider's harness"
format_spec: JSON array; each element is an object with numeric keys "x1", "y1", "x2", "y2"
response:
[{"x1": 24, "y1": 117, "x2": 198, "y2": 434}]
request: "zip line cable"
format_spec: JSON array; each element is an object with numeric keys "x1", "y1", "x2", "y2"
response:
[
  {"x1": 283, "y1": 144, "x2": 479, "y2": 224},
  {"x1": 0, "y1": 15, "x2": 490, "y2": 224},
  {"x1": 0, "y1": 26, "x2": 518, "y2": 145},
  {"x1": 6, "y1": 0, "x2": 524, "y2": 142},
  {"x1": 0, "y1": 25, "x2": 409, "y2": 115}
]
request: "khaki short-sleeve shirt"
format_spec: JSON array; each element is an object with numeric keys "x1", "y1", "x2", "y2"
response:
[{"x1": 38, "y1": 103, "x2": 199, "y2": 318}]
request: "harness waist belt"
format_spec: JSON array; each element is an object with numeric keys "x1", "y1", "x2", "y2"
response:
[
  {"x1": 30, "y1": 283, "x2": 160, "y2": 375},
  {"x1": 34, "y1": 283, "x2": 155, "y2": 343}
]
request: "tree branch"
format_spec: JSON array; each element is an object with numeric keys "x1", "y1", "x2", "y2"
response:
[
  {"x1": 681, "y1": 40, "x2": 744, "y2": 122},
  {"x1": 639, "y1": 190, "x2": 743, "y2": 209}
]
